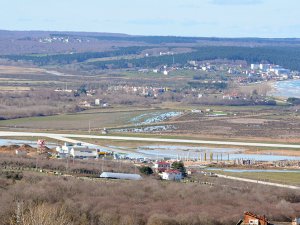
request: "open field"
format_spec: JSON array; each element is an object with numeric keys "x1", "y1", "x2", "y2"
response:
[
  {"x1": 0, "y1": 108, "x2": 176, "y2": 130},
  {"x1": 210, "y1": 170, "x2": 300, "y2": 186},
  {"x1": 1, "y1": 104, "x2": 300, "y2": 144}
]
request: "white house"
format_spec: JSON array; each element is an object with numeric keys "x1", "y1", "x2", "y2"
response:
[
  {"x1": 154, "y1": 161, "x2": 171, "y2": 172},
  {"x1": 161, "y1": 169, "x2": 182, "y2": 181}
]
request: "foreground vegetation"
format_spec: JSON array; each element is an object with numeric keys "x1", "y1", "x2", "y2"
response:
[
  {"x1": 1, "y1": 170, "x2": 300, "y2": 225},
  {"x1": 0, "y1": 154, "x2": 299, "y2": 224}
]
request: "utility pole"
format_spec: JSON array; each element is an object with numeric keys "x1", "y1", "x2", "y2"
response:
[{"x1": 88, "y1": 120, "x2": 91, "y2": 134}]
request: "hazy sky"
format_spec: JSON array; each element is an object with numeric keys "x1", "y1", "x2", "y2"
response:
[{"x1": 1, "y1": 0, "x2": 299, "y2": 37}]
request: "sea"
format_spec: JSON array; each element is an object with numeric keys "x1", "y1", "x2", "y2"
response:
[{"x1": 272, "y1": 79, "x2": 300, "y2": 98}]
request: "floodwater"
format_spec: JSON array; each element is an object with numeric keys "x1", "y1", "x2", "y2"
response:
[
  {"x1": 136, "y1": 145, "x2": 300, "y2": 161},
  {"x1": 3, "y1": 139, "x2": 300, "y2": 162},
  {"x1": 129, "y1": 111, "x2": 182, "y2": 125},
  {"x1": 114, "y1": 125, "x2": 175, "y2": 133}
]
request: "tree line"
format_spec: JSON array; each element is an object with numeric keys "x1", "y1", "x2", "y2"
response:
[
  {"x1": 0, "y1": 46, "x2": 147, "y2": 66},
  {"x1": 3, "y1": 46, "x2": 300, "y2": 71},
  {"x1": 91, "y1": 46, "x2": 300, "y2": 71}
]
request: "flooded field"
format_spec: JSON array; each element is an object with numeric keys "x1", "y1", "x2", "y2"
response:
[
  {"x1": 3, "y1": 139, "x2": 300, "y2": 162},
  {"x1": 113, "y1": 125, "x2": 175, "y2": 133},
  {"x1": 129, "y1": 111, "x2": 182, "y2": 125},
  {"x1": 135, "y1": 145, "x2": 300, "y2": 161}
]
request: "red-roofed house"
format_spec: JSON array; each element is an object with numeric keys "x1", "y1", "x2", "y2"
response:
[
  {"x1": 161, "y1": 169, "x2": 182, "y2": 181},
  {"x1": 154, "y1": 161, "x2": 171, "y2": 173},
  {"x1": 243, "y1": 212, "x2": 271, "y2": 225}
]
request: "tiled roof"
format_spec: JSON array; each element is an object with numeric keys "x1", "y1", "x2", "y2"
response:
[{"x1": 164, "y1": 169, "x2": 181, "y2": 174}]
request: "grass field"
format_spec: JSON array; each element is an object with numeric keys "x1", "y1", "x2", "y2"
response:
[
  {"x1": 0, "y1": 108, "x2": 175, "y2": 130},
  {"x1": 210, "y1": 170, "x2": 300, "y2": 186}
]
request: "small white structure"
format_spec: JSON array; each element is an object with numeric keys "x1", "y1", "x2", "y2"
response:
[
  {"x1": 250, "y1": 64, "x2": 260, "y2": 70},
  {"x1": 56, "y1": 142, "x2": 73, "y2": 158},
  {"x1": 292, "y1": 218, "x2": 300, "y2": 225},
  {"x1": 95, "y1": 99, "x2": 101, "y2": 106},
  {"x1": 101, "y1": 128, "x2": 108, "y2": 134},
  {"x1": 100, "y1": 172, "x2": 142, "y2": 180},
  {"x1": 161, "y1": 169, "x2": 182, "y2": 181},
  {"x1": 15, "y1": 149, "x2": 27, "y2": 156},
  {"x1": 163, "y1": 70, "x2": 169, "y2": 75}
]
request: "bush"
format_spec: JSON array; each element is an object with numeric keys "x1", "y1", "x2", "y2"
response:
[{"x1": 139, "y1": 166, "x2": 153, "y2": 175}]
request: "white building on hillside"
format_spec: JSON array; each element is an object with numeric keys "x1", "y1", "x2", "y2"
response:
[
  {"x1": 251, "y1": 64, "x2": 260, "y2": 70},
  {"x1": 161, "y1": 169, "x2": 182, "y2": 181},
  {"x1": 154, "y1": 161, "x2": 171, "y2": 172}
]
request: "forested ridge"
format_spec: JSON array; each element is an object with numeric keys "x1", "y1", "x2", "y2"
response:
[
  {"x1": 91, "y1": 46, "x2": 300, "y2": 71},
  {"x1": 2, "y1": 46, "x2": 300, "y2": 71}
]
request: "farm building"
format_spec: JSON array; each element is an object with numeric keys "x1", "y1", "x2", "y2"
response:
[
  {"x1": 100, "y1": 172, "x2": 142, "y2": 180},
  {"x1": 161, "y1": 169, "x2": 182, "y2": 181}
]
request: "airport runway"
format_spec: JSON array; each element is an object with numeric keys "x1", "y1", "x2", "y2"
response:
[{"x1": 0, "y1": 131, "x2": 300, "y2": 149}]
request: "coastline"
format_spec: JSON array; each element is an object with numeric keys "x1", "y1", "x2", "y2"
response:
[
  {"x1": 268, "y1": 79, "x2": 300, "y2": 99},
  {"x1": 267, "y1": 79, "x2": 300, "y2": 99}
]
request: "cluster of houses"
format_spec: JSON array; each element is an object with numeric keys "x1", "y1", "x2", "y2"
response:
[
  {"x1": 186, "y1": 60, "x2": 299, "y2": 83},
  {"x1": 107, "y1": 85, "x2": 172, "y2": 98},
  {"x1": 55, "y1": 142, "x2": 184, "y2": 181},
  {"x1": 78, "y1": 99, "x2": 109, "y2": 108},
  {"x1": 38, "y1": 36, "x2": 87, "y2": 44},
  {"x1": 250, "y1": 63, "x2": 295, "y2": 81}
]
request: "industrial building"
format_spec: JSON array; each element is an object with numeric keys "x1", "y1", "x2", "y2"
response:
[
  {"x1": 56, "y1": 142, "x2": 97, "y2": 159},
  {"x1": 70, "y1": 146, "x2": 97, "y2": 159}
]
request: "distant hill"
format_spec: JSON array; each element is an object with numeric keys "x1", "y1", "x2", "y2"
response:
[{"x1": 1, "y1": 30, "x2": 300, "y2": 55}]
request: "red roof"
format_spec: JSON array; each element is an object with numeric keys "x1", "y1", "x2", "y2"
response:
[
  {"x1": 156, "y1": 161, "x2": 170, "y2": 165},
  {"x1": 164, "y1": 169, "x2": 181, "y2": 174},
  {"x1": 244, "y1": 212, "x2": 268, "y2": 223}
]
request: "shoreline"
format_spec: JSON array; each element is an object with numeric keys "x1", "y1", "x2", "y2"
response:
[{"x1": 268, "y1": 79, "x2": 300, "y2": 99}]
